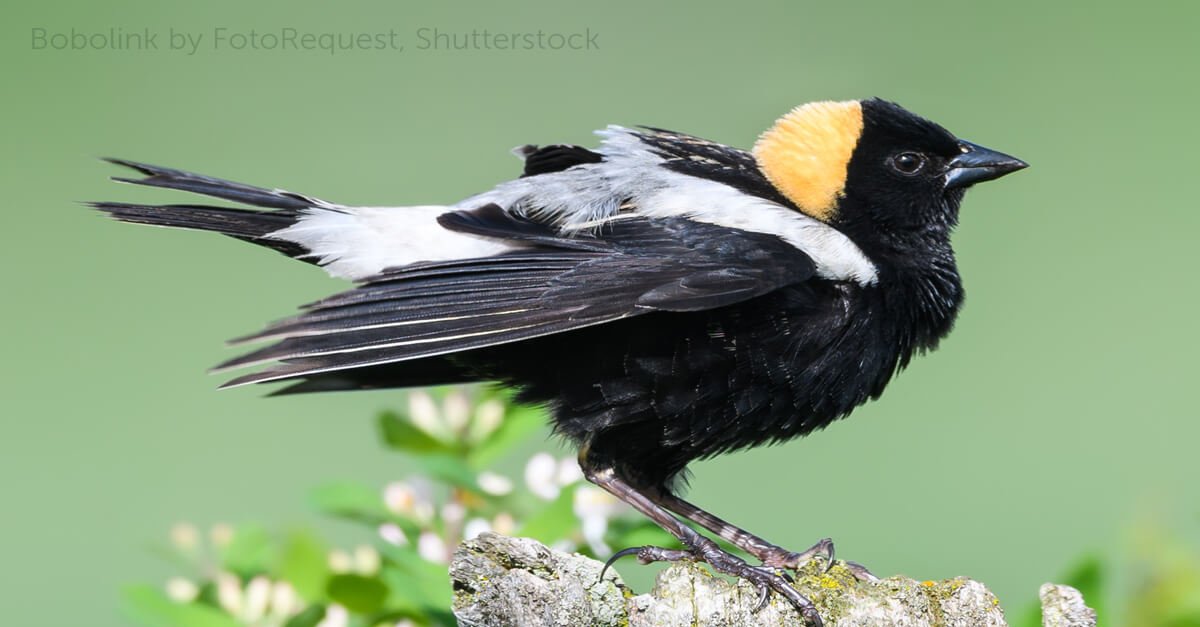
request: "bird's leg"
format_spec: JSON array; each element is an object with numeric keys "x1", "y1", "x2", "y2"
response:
[
  {"x1": 579, "y1": 457, "x2": 824, "y2": 626},
  {"x1": 658, "y1": 492, "x2": 878, "y2": 581}
]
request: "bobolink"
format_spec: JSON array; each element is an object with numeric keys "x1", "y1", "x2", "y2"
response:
[{"x1": 93, "y1": 98, "x2": 1026, "y2": 625}]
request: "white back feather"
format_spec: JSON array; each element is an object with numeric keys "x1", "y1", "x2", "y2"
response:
[{"x1": 267, "y1": 126, "x2": 878, "y2": 285}]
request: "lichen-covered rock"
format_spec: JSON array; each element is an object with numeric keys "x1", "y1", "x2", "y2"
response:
[
  {"x1": 449, "y1": 533, "x2": 627, "y2": 627},
  {"x1": 1039, "y1": 584, "x2": 1097, "y2": 627},
  {"x1": 450, "y1": 533, "x2": 1095, "y2": 627}
]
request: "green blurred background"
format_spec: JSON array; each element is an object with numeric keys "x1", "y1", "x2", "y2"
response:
[{"x1": 4, "y1": 0, "x2": 1198, "y2": 624}]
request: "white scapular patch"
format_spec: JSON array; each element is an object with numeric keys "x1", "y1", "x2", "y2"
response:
[
  {"x1": 266, "y1": 206, "x2": 516, "y2": 280},
  {"x1": 268, "y1": 126, "x2": 878, "y2": 285},
  {"x1": 464, "y1": 126, "x2": 879, "y2": 285}
]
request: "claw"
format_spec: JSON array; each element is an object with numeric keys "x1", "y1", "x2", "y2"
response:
[
  {"x1": 843, "y1": 560, "x2": 880, "y2": 582},
  {"x1": 599, "y1": 546, "x2": 644, "y2": 581},
  {"x1": 753, "y1": 580, "x2": 770, "y2": 611},
  {"x1": 820, "y1": 538, "x2": 836, "y2": 574}
]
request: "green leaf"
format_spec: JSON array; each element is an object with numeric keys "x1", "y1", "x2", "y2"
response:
[
  {"x1": 468, "y1": 403, "x2": 549, "y2": 468},
  {"x1": 378, "y1": 410, "x2": 455, "y2": 455},
  {"x1": 1162, "y1": 611, "x2": 1200, "y2": 627},
  {"x1": 515, "y1": 484, "x2": 578, "y2": 543},
  {"x1": 326, "y1": 573, "x2": 389, "y2": 614},
  {"x1": 309, "y1": 481, "x2": 390, "y2": 523},
  {"x1": 278, "y1": 529, "x2": 331, "y2": 602},
  {"x1": 121, "y1": 585, "x2": 243, "y2": 627},
  {"x1": 380, "y1": 546, "x2": 453, "y2": 613},
  {"x1": 415, "y1": 454, "x2": 482, "y2": 493},
  {"x1": 220, "y1": 524, "x2": 274, "y2": 575},
  {"x1": 283, "y1": 605, "x2": 326, "y2": 627}
]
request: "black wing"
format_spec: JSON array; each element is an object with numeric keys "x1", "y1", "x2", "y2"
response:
[{"x1": 218, "y1": 208, "x2": 815, "y2": 387}]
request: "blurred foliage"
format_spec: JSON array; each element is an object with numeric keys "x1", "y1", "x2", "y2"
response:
[
  {"x1": 125, "y1": 386, "x2": 1200, "y2": 626},
  {"x1": 123, "y1": 387, "x2": 673, "y2": 627},
  {"x1": 1013, "y1": 522, "x2": 1200, "y2": 627}
]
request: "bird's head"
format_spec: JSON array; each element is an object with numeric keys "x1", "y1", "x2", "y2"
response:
[{"x1": 753, "y1": 98, "x2": 1027, "y2": 253}]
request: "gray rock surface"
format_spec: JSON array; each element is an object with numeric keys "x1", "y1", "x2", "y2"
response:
[
  {"x1": 450, "y1": 533, "x2": 1097, "y2": 627},
  {"x1": 1039, "y1": 584, "x2": 1098, "y2": 627}
]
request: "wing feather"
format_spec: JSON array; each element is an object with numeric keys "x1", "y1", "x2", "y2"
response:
[{"x1": 218, "y1": 213, "x2": 816, "y2": 388}]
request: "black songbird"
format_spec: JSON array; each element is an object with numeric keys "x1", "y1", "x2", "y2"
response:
[{"x1": 93, "y1": 99, "x2": 1026, "y2": 625}]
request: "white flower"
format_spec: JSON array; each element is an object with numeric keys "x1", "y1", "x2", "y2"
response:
[
  {"x1": 581, "y1": 514, "x2": 610, "y2": 556},
  {"x1": 574, "y1": 486, "x2": 624, "y2": 555},
  {"x1": 556, "y1": 457, "x2": 584, "y2": 486},
  {"x1": 327, "y1": 549, "x2": 352, "y2": 573},
  {"x1": 441, "y1": 502, "x2": 466, "y2": 527},
  {"x1": 477, "y1": 471, "x2": 514, "y2": 496},
  {"x1": 407, "y1": 391, "x2": 444, "y2": 438},
  {"x1": 492, "y1": 512, "x2": 517, "y2": 535},
  {"x1": 472, "y1": 399, "x2": 505, "y2": 441},
  {"x1": 383, "y1": 478, "x2": 434, "y2": 523},
  {"x1": 462, "y1": 517, "x2": 492, "y2": 540},
  {"x1": 573, "y1": 486, "x2": 623, "y2": 520},
  {"x1": 209, "y1": 523, "x2": 234, "y2": 549},
  {"x1": 164, "y1": 577, "x2": 198, "y2": 603},
  {"x1": 443, "y1": 389, "x2": 471, "y2": 433},
  {"x1": 202, "y1": 572, "x2": 302, "y2": 623},
  {"x1": 269, "y1": 581, "x2": 299, "y2": 619},
  {"x1": 378, "y1": 522, "x2": 408, "y2": 546},
  {"x1": 214, "y1": 572, "x2": 242, "y2": 615},
  {"x1": 383, "y1": 481, "x2": 414, "y2": 515},
  {"x1": 417, "y1": 531, "x2": 448, "y2": 564},
  {"x1": 169, "y1": 523, "x2": 198, "y2": 552},
  {"x1": 354, "y1": 545, "x2": 381, "y2": 575},
  {"x1": 242, "y1": 576, "x2": 270, "y2": 622},
  {"x1": 316, "y1": 603, "x2": 349, "y2": 627},
  {"x1": 525, "y1": 452, "x2": 561, "y2": 500}
]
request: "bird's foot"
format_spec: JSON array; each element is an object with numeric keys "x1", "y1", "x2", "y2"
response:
[
  {"x1": 758, "y1": 537, "x2": 879, "y2": 582},
  {"x1": 604, "y1": 542, "x2": 823, "y2": 626}
]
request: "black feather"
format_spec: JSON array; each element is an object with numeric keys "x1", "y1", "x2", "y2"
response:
[
  {"x1": 88, "y1": 201, "x2": 309, "y2": 258},
  {"x1": 103, "y1": 157, "x2": 328, "y2": 210},
  {"x1": 630, "y1": 128, "x2": 796, "y2": 210},
  {"x1": 519, "y1": 144, "x2": 603, "y2": 177},
  {"x1": 437, "y1": 204, "x2": 611, "y2": 252},
  {"x1": 217, "y1": 218, "x2": 816, "y2": 387},
  {"x1": 91, "y1": 158, "x2": 334, "y2": 260}
]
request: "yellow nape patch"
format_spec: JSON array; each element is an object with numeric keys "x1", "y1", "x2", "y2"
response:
[{"x1": 753, "y1": 100, "x2": 864, "y2": 222}]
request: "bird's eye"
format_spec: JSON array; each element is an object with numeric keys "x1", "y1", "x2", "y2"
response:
[{"x1": 890, "y1": 152, "x2": 927, "y2": 176}]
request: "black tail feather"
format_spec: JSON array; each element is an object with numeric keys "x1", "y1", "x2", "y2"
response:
[
  {"x1": 89, "y1": 201, "x2": 310, "y2": 258},
  {"x1": 102, "y1": 157, "x2": 330, "y2": 210},
  {"x1": 92, "y1": 158, "x2": 332, "y2": 260}
]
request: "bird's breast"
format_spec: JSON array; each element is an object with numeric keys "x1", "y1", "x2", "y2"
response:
[{"x1": 516, "y1": 283, "x2": 907, "y2": 466}]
